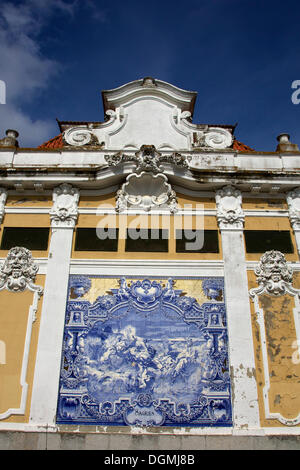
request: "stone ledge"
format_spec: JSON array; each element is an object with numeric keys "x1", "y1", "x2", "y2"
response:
[{"x1": 1, "y1": 431, "x2": 300, "y2": 450}]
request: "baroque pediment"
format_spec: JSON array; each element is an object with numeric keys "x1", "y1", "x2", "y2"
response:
[{"x1": 62, "y1": 78, "x2": 233, "y2": 152}]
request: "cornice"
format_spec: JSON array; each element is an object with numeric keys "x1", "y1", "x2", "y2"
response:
[
  {"x1": 0, "y1": 172, "x2": 300, "y2": 193},
  {"x1": 0, "y1": 148, "x2": 300, "y2": 193}
]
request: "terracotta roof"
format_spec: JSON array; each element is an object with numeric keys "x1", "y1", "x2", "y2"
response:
[
  {"x1": 232, "y1": 139, "x2": 254, "y2": 152},
  {"x1": 38, "y1": 134, "x2": 255, "y2": 152},
  {"x1": 38, "y1": 133, "x2": 64, "y2": 149}
]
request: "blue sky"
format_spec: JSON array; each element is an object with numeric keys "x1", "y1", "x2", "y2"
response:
[{"x1": 0, "y1": 0, "x2": 300, "y2": 150}]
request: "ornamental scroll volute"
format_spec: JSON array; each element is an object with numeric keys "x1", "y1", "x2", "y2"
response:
[
  {"x1": 249, "y1": 251, "x2": 300, "y2": 426},
  {"x1": 192, "y1": 127, "x2": 233, "y2": 150},
  {"x1": 0, "y1": 247, "x2": 43, "y2": 420}
]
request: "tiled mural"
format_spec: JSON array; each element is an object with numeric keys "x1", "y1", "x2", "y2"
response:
[{"x1": 56, "y1": 276, "x2": 232, "y2": 427}]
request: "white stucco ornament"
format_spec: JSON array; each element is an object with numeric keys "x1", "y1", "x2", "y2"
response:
[
  {"x1": 216, "y1": 185, "x2": 244, "y2": 229},
  {"x1": 251, "y1": 250, "x2": 293, "y2": 296},
  {"x1": 192, "y1": 127, "x2": 233, "y2": 150},
  {"x1": 50, "y1": 183, "x2": 80, "y2": 228},
  {"x1": 63, "y1": 112, "x2": 117, "y2": 147},
  {"x1": 116, "y1": 172, "x2": 177, "y2": 212},
  {"x1": 0, "y1": 187, "x2": 7, "y2": 225},
  {"x1": 0, "y1": 246, "x2": 43, "y2": 294},
  {"x1": 61, "y1": 79, "x2": 234, "y2": 151},
  {"x1": 64, "y1": 127, "x2": 95, "y2": 146},
  {"x1": 287, "y1": 187, "x2": 300, "y2": 230},
  {"x1": 105, "y1": 145, "x2": 189, "y2": 173}
]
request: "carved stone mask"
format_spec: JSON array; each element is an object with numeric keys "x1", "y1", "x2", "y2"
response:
[
  {"x1": 0, "y1": 247, "x2": 39, "y2": 292},
  {"x1": 254, "y1": 250, "x2": 293, "y2": 295}
]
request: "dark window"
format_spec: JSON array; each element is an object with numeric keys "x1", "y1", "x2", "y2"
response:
[
  {"x1": 125, "y1": 229, "x2": 168, "y2": 252},
  {"x1": 75, "y1": 228, "x2": 118, "y2": 251},
  {"x1": 176, "y1": 230, "x2": 219, "y2": 253},
  {"x1": 244, "y1": 230, "x2": 294, "y2": 253},
  {"x1": 0, "y1": 227, "x2": 49, "y2": 251}
]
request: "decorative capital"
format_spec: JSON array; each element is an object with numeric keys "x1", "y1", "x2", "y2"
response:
[
  {"x1": 0, "y1": 247, "x2": 43, "y2": 294},
  {"x1": 287, "y1": 187, "x2": 300, "y2": 231},
  {"x1": 215, "y1": 185, "x2": 244, "y2": 230},
  {"x1": 0, "y1": 188, "x2": 7, "y2": 225},
  {"x1": 251, "y1": 250, "x2": 293, "y2": 297},
  {"x1": 50, "y1": 183, "x2": 80, "y2": 228}
]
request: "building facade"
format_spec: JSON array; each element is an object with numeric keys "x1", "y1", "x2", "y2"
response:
[{"x1": 0, "y1": 78, "x2": 300, "y2": 449}]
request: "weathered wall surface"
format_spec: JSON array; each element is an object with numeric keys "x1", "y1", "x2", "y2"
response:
[
  {"x1": 0, "y1": 194, "x2": 300, "y2": 451},
  {"x1": 248, "y1": 270, "x2": 300, "y2": 427},
  {"x1": 0, "y1": 274, "x2": 45, "y2": 424}
]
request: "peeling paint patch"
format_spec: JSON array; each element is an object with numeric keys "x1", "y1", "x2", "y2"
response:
[
  {"x1": 274, "y1": 395, "x2": 281, "y2": 405},
  {"x1": 246, "y1": 368, "x2": 256, "y2": 379}
]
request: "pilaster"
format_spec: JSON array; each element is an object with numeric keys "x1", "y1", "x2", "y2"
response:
[
  {"x1": 216, "y1": 185, "x2": 260, "y2": 429},
  {"x1": 287, "y1": 188, "x2": 300, "y2": 256},
  {"x1": 0, "y1": 188, "x2": 7, "y2": 227},
  {"x1": 30, "y1": 184, "x2": 79, "y2": 426}
]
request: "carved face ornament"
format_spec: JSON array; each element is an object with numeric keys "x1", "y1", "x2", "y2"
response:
[
  {"x1": 57, "y1": 207, "x2": 70, "y2": 220},
  {"x1": 0, "y1": 247, "x2": 38, "y2": 292},
  {"x1": 225, "y1": 209, "x2": 239, "y2": 222},
  {"x1": 255, "y1": 250, "x2": 293, "y2": 295},
  {"x1": 6, "y1": 248, "x2": 30, "y2": 273}
]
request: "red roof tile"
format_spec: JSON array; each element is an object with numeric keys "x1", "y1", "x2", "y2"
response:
[
  {"x1": 38, "y1": 133, "x2": 64, "y2": 149},
  {"x1": 232, "y1": 139, "x2": 254, "y2": 152}
]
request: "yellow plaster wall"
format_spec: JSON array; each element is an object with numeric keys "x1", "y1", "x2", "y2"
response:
[
  {"x1": 78, "y1": 193, "x2": 116, "y2": 208},
  {"x1": 0, "y1": 274, "x2": 45, "y2": 423},
  {"x1": 248, "y1": 270, "x2": 300, "y2": 427},
  {"x1": 176, "y1": 194, "x2": 216, "y2": 209},
  {"x1": 245, "y1": 216, "x2": 291, "y2": 231},
  {"x1": 6, "y1": 196, "x2": 52, "y2": 208},
  {"x1": 2, "y1": 214, "x2": 50, "y2": 228},
  {"x1": 242, "y1": 198, "x2": 288, "y2": 211}
]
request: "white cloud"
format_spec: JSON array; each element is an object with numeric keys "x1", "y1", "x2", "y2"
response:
[
  {"x1": 0, "y1": 0, "x2": 77, "y2": 147},
  {"x1": 0, "y1": 104, "x2": 57, "y2": 147},
  {"x1": 83, "y1": 0, "x2": 108, "y2": 23}
]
